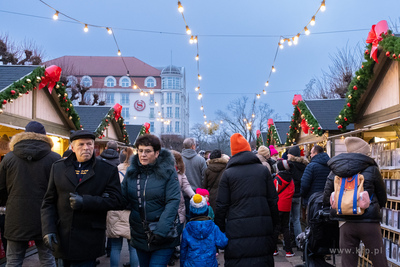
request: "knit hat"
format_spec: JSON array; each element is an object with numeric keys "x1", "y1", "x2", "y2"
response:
[
  {"x1": 230, "y1": 133, "x2": 251, "y2": 156},
  {"x1": 258, "y1": 145, "x2": 270, "y2": 158},
  {"x1": 25, "y1": 121, "x2": 46, "y2": 135},
  {"x1": 196, "y1": 188, "x2": 210, "y2": 196},
  {"x1": 269, "y1": 145, "x2": 278, "y2": 156},
  {"x1": 277, "y1": 159, "x2": 291, "y2": 171},
  {"x1": 189, "y1": 194, "x2": 208, "y2": 217},
  {"x1": 210, "y1": 149, "x2": 222, "y2": 160},
  {"x1": 345, "y1": 137, "x2": 371, "y2": 155},
  {"x1": 288, "y1": 146, "x2": 300, "y2": 157}
]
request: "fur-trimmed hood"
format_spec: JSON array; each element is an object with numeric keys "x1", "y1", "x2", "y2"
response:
[
  {"x1": 126, "y1": 148, "x2": 176, "y2": 179},
  {"x1": 9, "y1": 132, "x2": 54, "y2": 161},
  {"x1": 207, "y1": 157, "x2": 229, "y2": 172},
  {"x1": 288, "y1": 155, "x2": 309, "y2": 166}
]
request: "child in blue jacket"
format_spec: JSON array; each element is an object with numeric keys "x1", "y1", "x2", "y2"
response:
[{"x1": 180, "y1": 194, "x2": 228, "y2": 267}]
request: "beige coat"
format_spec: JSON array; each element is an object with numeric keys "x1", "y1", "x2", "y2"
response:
[
  {"x1": 256, "y1": 154, "x2": 272, "y2": 172},
  {"x1": 178, "y1": 172, "x2": 195, "y2": 223},
  {"x1": 106, "y1": 163, "x2": 130, "y2": 239}
]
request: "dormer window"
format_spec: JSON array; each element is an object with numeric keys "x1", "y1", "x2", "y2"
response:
[{"x1": 105, "y1": 76, "x2": 116, "y2": 87}]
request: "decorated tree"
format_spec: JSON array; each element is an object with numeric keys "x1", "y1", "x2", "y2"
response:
[{"x1": 256, "y1": 129, "x2": 263, "y2": 149}]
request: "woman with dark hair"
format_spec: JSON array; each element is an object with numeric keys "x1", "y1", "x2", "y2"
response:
[{"x1": 121, "y1": 134, "x2": 181, "y2": 267}]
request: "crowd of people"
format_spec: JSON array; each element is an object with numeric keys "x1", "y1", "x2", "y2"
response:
[{"x1": 0, "y1": 120, "x2": 389, "y2": 267}]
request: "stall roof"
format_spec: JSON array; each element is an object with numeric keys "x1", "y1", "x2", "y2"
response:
[
  {"x1": 74, "y1": 106, "x2": 111, "y2": 132},
  {"x1": 304, "y1": 99, "x2": 354, "y2": 131},
  {"x1": 125, "y1": 125, "x2": 142, "y2": 145},
  {"x1": 0, "y1": 65, "x2": 39, "y2": 91},
  {"x1": 274, "y1": 121, "x2": 291, "y2": 144}
]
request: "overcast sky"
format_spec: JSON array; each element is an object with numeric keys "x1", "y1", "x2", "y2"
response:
[{"x1": 1, "y1": 0, "x2": 399, "y2": 128}]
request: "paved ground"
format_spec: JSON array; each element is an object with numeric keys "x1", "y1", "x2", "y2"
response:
[{"x1": 0, "y1": 242, "x2": 341, "y2": 267}]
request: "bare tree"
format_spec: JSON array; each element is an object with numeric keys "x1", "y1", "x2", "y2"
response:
[
  {"x1": 0, "y1": 33, "x2": 46, "y2": 65},
  {"x1": 389, "y1": 17, "x2": 400, "y2": 33},
  {"x1": 161, "y1": 134, "x2": 184, "y2": 151},
  {"x1": 303, "y1": 42, "x2": 363, "y2": 99},
  {"x1": 190, "y1": 123, "x2": 231, "y2": 155}
]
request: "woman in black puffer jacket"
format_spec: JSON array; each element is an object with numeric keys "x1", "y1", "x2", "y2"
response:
[{"x1": 322, "y1": 137, "x2": 387, "y2": 267}]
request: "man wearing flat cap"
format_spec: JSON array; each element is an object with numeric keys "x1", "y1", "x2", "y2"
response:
[{"x1": 41, "y1": 130, "x2": 123, "y2": 266}]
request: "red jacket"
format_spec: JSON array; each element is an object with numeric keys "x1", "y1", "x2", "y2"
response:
[{"x1": 274, "y1": 171, "x2": 294, "y2": 212}]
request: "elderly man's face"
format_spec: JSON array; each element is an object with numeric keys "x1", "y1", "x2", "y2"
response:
[{"x1": 71, "y1": 138, "x2": 94, "y2": 162}]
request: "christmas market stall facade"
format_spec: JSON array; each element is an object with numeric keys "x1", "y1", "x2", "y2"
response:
[{"x1": 264, "y1": 119, "x2": 290, "y2": 153}]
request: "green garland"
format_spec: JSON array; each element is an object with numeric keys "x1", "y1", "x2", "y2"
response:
[
  {"x1": 336, "y1": 30, "x2": 400, "y2": 131},
  {"x1": 139, "y1": 124, "x2": 150, "y2": 136},
  {"x1": 266, "y1": 125, "x2": 282, "y2": 147},
  {"x1": 95, "y1": 108, "x2": 130, "y2": 145},
  {"x1": 285, "y1": 101, "x2": 324, "y2": 146},
  {"x1": 0, "y1": 66, "x2": 82, "y2": 130},
  {"x1": 256, "y1": 134, "x2": 263, "y2": 149}
]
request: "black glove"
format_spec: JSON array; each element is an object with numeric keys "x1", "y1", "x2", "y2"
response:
[
  {"x1": 69, "y1": 192, "x2": 83, "y2": 210},
  {"x1": 149, "y1": 234, "x2": 166, "y2": 245},
  {"x1": 43, "y1": 233, "x2": 58, "y2": 251}
]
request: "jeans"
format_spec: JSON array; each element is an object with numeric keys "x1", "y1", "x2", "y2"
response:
[
  {"x1": 109, "y1": 238, "x2": 139, "y2": 267},
  {"x1": 6, "y1": 239, "x2": 56, "y2": 267},
  {"x1": 58, "y1": 259, "x2": 96, "y2": 267},
  {"x1": 136, "y1": 248, "x2": 174, "y2": 267},
  {"x1": 289, "y1": 197, "x2": 302, "y2": 247}
]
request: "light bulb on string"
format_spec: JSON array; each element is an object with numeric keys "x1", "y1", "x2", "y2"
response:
[
  {"x1": 198, "y1": 74, "x2": 202, "y2": 80},
  {"x1": 189, "y1": 36, "x2": 194, "y2": 44},
  {"x1": 195, "y1": 86, "x2": 199, "y2": 91},
  {"x1": 280, "y1": 38, "x2": 285, "y2": 44},
  {"x1": 288, "y1": 39, "x2": 292, "y2": 46},
  {"x1": 84, "y1": 24, "x2": 89, "y2": 32},
  {"x1": 144, "y1": 92, "x2": 148, "y2": 96},
  {"x1": 158, "y1": 111, "x2": 161, "y2": 115},
  {"x1": 117, "y1": 50, "x2": 121, "y2": 56},
  {"x1": 272, "y1": 66, "x2": 276, "y2": 72},
  {"x1": 256, "y1": 94, "x2": 260, "y2": 99},
  {"x1": 293, "y1": 37, "x2": 298, "y2": 45},
  {"x1": 133, "y1": 84, "x2": 138, "y2": 89},
  {"x1": 207, "y1": 124, "x2": 210, "y2": 128},
  {"x1": 106, "y1": 27, "x2": 112, "y2": 34},
  {"x1": 203, "y1": 115, "x2": 207, "y2": 119},
  {"x1": 186, "y1": 26, "x2": 191, "y2": 35},
  {"x1": 279, "y1": 42, "x2": 283, "y2": 49},
  {"x1": 243, "y1": 118, "x2": 247, "y2": 122},
  {"x1": 53, "y1": 11, "x2": 59, "y2": 20},
  {"x1": 140, "y1": 90, "x2": 144, "y2": 96},
  {"x1": 252, "y1": 114, "x2": 255, "y2": 118},
  {"x1": 195, "y1": 54, "x2": 199, "y2": 61},
  {"x1": 197, "y1": 93, "x2": 202, "y2": 100},
  {"x1": 194, "y1": 36, "x2": 198, "y2": 43},
  {"x1": 200, "y1": 106, "x2": 204, "y2": 110},
  {"x1": 263, "y1": 90, "x2": 267, "y2": 95},
  {"x1": 220, "y1": 120, "x2": 223, "y2": 124},
  {"x1": 310, "y1": 16, "x2": 316, "y2": 26},
  {"x1": 320, "y1": 0, "x2": 326, "y2": 11},
  {"x1": 305, "y1": 26, "x2": 310, "y2": 35},
  {"x1": 155, "y1": 102, "x2": 159, "y2": 106},
  {"x1": 204, "y1": 121, "x2": 207, "y2": 125},
  {"x1": 178, "y1": 1, "x2": 184, "y2": 13},
  {"x1": 150, "y1": 90, "x2": 154, "y2": 94},
  {"x1": 134, "y1": 116, "x2": 137, "y2": 120},
  {"x1": 265, "y1": 81, "x2": 269, "y2": 86}
]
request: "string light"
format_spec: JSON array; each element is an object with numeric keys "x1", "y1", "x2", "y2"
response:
[
  {"x1": 265, "y1": 81, "x2": 269, "y2": 86},
  {"x1": 279, "y1": 42, "x2": 283, "y2": 49},
  {"x1": 310, "y1": 16, "x2": 316, "y2": 26},
  {"x1": 189, "y1": 35, "x2": 194, "y2": 44},
  {"x1": 117, "y1": 50, "x2": 121, "y2": 56},
  {"x1": 178, "y1": 1, "x2": 184, "y2": 13},
  {"x1": 106, "y1": 27, "x2": 112, "y2": 34},
  {"x1": 288, "y1": 39, "x2": 292, "y2": 46},
  {"x1": 194, "y1": 36, "x2": 198, "y2": 43},
  {"x1": 305, "y1": 26, "x2": 310, "y2": 35},
  {"x1": 84, "y1": 24, "x2": 88, "y2": 32},
  {"x1": 144, "y1": 92, "x2": 148, "y2": 96},
  {"x1": 133, "y1": 84, "x2": 138, "y2": 89},
  {"x1": 140, "y1": 90, "x2": 144, "y2": 96},
  {"x1": 186, "y1": 25, "x2": 191, "y2": 35},
  {"x1": 195, "y1": 86, "x2": 199, "y2": 91},
  {"x1": 272, "y1": 66, "x2": 276, "y2": 72},
  {"x1": 53, "y1": 11, "x2": 59, "y2": 20},
  {"x1": 256, "y1": 94, "x2": 260, "y2": 99},
  {"x1": 320, "y1": 0, "x2": 326, "y2": 12},
  {"x1": 134, "y1": 116, "x2": 137, "y2": 119},
  {"x1": 252, "y1": 114, "x2": 255, "y2": 118},
  {"x1": 203, "y1": 115, "x2": 207, "y2": 119},
  {"x1": 195, "y1": 54, "x2": 199, "y2": 61},
  {"x1": 263, "y1": 90, "x2": 267, "y2": 94},
  {"x1": 280, "y1": 38, "x2": 285, "y2": 44},
  {"x1": 198, "y1": 74, "x2": 202, "y2": 80},
  {"x1": 200, "y1": 106, "x2": 203, "y2": 110},
  {"x1": 150, "y1": 90, "x2": 154, "y2": 94},
  {"x1": 155, "y1": 102, "x2": 159, "y2": 106},
  {"x1": 197, "y1": 93, "x2": 202, "y2": 99}
]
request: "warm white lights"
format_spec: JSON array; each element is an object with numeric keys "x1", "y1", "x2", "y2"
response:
[
  {"x1": 197, "y1": 93, "x2": 202, "y2": 99},
  {"x1": 310, "y1": 16, "x2": 316, "y2": 26},
  {"x1": 252, "y1": 114, "x2": 255, "y2": 118},
  {"x1": 155, "y1": 102, "x2": 159, "y2": 106},
  {"x1": 272, "y1": 66, "x2": 276, "y2": 72},
  {"x1": 195, "y1": 54, "x2": 199, "y2": 61},
  {"x1": 194, "y1": 36, "x2": 198, "y2": 43},
  {"x1": 305, "y1": 26, "x2": 310, "y2": 35},
  {"x1": 320, "y1": 1, "x2": 326, "y2": 11},
  {"x1": 134, "y1": 116, "x2": 137, "y2": 119},
  {"x1": 203, "y1": 115, "x2": 206, "y2": 119},
  {"x1": 107, "y1": 27, "x2": 112, "y2": 34},
  {"x1": 133, "y1": 84, "x2": 138, "y2": 89},
  {"x1": 117, "y1": 50, "x2": 121, "y2": 56},
  {"x1": 256, "y1": 94, "x2": 260, "y2": 99},
  {"x1": 195, "y1": 86, "x2": 199, "y2": 91},
  {"x1": 263, "y1": 90, "x2": 266, "y2": 95},
  {"x1": 265, "y1": 81, "x2": 269, "y2": 86},
  {"x1": 186, "y1": 25, "x2": 191, "y2": 35},
  {"x1": 288, "y1": 39, "x2": 292, "y2": 46},
  {"x1": 178, "y1": 1, "x2": 184, "y2": 13},
  {"x1": 280, "y1": 38, "x2": 285, "y2": 44},
  {"x1": 53, "y1": 11, "x2": 59, "y2": 20},
  {"x1": 140, "y1": 91, "x2": 144, "y2": 96},
  {"x1": 200, "y1": 106, "x2": 203, "y2": 110},
  {"x1": 84, "y1": 24, "x2": 89, "y2": 32},
  {"x1": 198, "y1": 74, "x2": 202, "y2": 80},
  {"x1": 189, "y1": 35, "x2": 194, "y2": 44},
  {"x1": 220, "y1": 120, "x2": 223, "y2": 124},
  {"x1": 279, "y1": 42, "x2": 283, "y2": 49},
  {"x1": 150, "y1": 90, "x2": 154, "y2": 94}
]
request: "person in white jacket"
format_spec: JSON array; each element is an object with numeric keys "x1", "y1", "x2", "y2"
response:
[{"x1": 106, "y1": 147, "x2": 139, "y2": 267}]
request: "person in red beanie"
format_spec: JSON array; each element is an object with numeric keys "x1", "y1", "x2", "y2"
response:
[{"x1": 215, "y1": 133, "x2": 279, "y2": 266}]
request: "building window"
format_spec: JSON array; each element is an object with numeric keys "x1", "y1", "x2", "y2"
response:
[
  {"x1": 80, "y1": 76, "x2": 92, "y2": 87},
  {"x1": 150, "y1": 94, "x2": 154, "y2": 105},
  {"x1": 121, "y1": 107, "x2": 130, "y2": 122},
  {"x1": 162, "y1": 77, "x2": 181, "y2": 89},
  {"x1": 120, "y1": 76, "x2": 131, "y2": 87},
  {"x1": 106, "y1": 93, "x2": 115, "y2": 105},
  {"x1": 167, "y1": 124, "x2": 173, "y2": 133},
  {"x1": 150, "y1": 108, "x2": 155, "y2": 119},
  {"x1": 121, "y1": 93, "x2": 129, "y2": 105},
  {"x1": 105, "y1": 76, "x2": 116, "y2": 87},
  {"x1": 145, "y1": 77, "x2": 156, "y2": 88},
  {"x1": 150, "y1": 122, "x2": 155, "y2": 133},
  {"x1": 175, "y1": 93, "x2": 180, "y2": 104},
  {"x1": 167, "y1": 107, "x2": 172, "y2": 118},
  {"x1": 67, "y1": 76, "x2": 78, "y2": 87},
  {"x1": 83, "y1": 92, "x2": 92, "y2": 103},
  {"x1": 161, "y1": 125, "x2": 164, "y2": 134},
  {"x1": 175, "y1": 107, "x2": 180, "y2": 119},
  {"x1": 175, "y1": 121, "x2": 180, "y2": 133},
  {"x1": 166, "y1": 93, "x2": 173, "y2": 104}
]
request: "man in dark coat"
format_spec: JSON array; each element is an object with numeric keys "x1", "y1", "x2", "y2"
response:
[
  {"x1": 41, "y1": 130, "x2": 123, "y2": 266},
  {"x1": 97, "y1": 140, "x2": 119, "y2": 166},
  {"x1": 323, "y1": 137, "x2": 387, "y2": 266},
  {"x1": 215, "y1": 133, "x2": 279, "y2": 267},
  {"x1": 300, "y1": 145, "x2": 330, "y2": 206},
  {"x1": 0, "y1": 121, "x2": 61, "y2": 266}
]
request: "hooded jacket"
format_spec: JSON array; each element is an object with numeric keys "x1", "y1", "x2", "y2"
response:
[
  {"x1": 0, "y1": 132, "x2": 61, "y2": 241},
  {"x1": 274, "y1": 170, "x2": 295, "y2": 212},
  {"x1": 301, "y1": 152, "x2": 331, "y2": 205},
  {"x1": 215, "y1": 151, "x2": 278, "y2": 266},
  {"x1": 97, "y1": 148, "x2": 120, "y2": 167},
  {"x1": 322, "y1": 153, "x2": 386, "y2": 222},
  {"x1": 288, "y1": 156, "x2": 309, "y2": 198},
  {"x1": 180, "y1": 218, "x2": 228, "y2": 267},
  {"x1": 122, "y1": 148, "x2": 181, "y2": 252},
  {"x1": 203, "y1": 157, "x2": 229, "y2": 211},
  {"x1": 181, "y1": 149, "x2": 207, "y2": 190}
]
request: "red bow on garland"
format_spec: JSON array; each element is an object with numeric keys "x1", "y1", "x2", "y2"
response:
[
  {"x1": 256, "y1": 129, "x2": 261, "y2": 138},
  {"x1": 113, "y1": 103, "x2": 122, "y2": 121},
  {"x1": 267, "y1": 118, "x2": 274, "y2": 128},
  {"x1": 38, "y1": 65, "x2": 62, "y2": 94},
  {"x1": 366, "y1": 20, "x2": 389, "y2": 63},
  {"x1": 144, "y1": 122, "x2": 150, "y2": 134}
]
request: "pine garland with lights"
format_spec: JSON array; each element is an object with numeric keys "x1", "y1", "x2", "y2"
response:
[
  {"x1": 336, "y1": 30, "x2": 400, "y2": 131},
  {"x1": 139, "y1": 124, "x2": 151, "y2": 136},
  {"x1": 256, "y1": 133, "x2": 263, "y2": 149},
  {"x1": 0, "y1": 66, "x2": 82, "y2": 130},
  {"x1": 285, "y1": 101, "x2": 323, "y2": 146},
  {"x1": 94, "y1": 108, "x2": 130, "y2": 144},
  {"x1": 266, "y1": 125, "x2": 282, "y2": 147}
]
